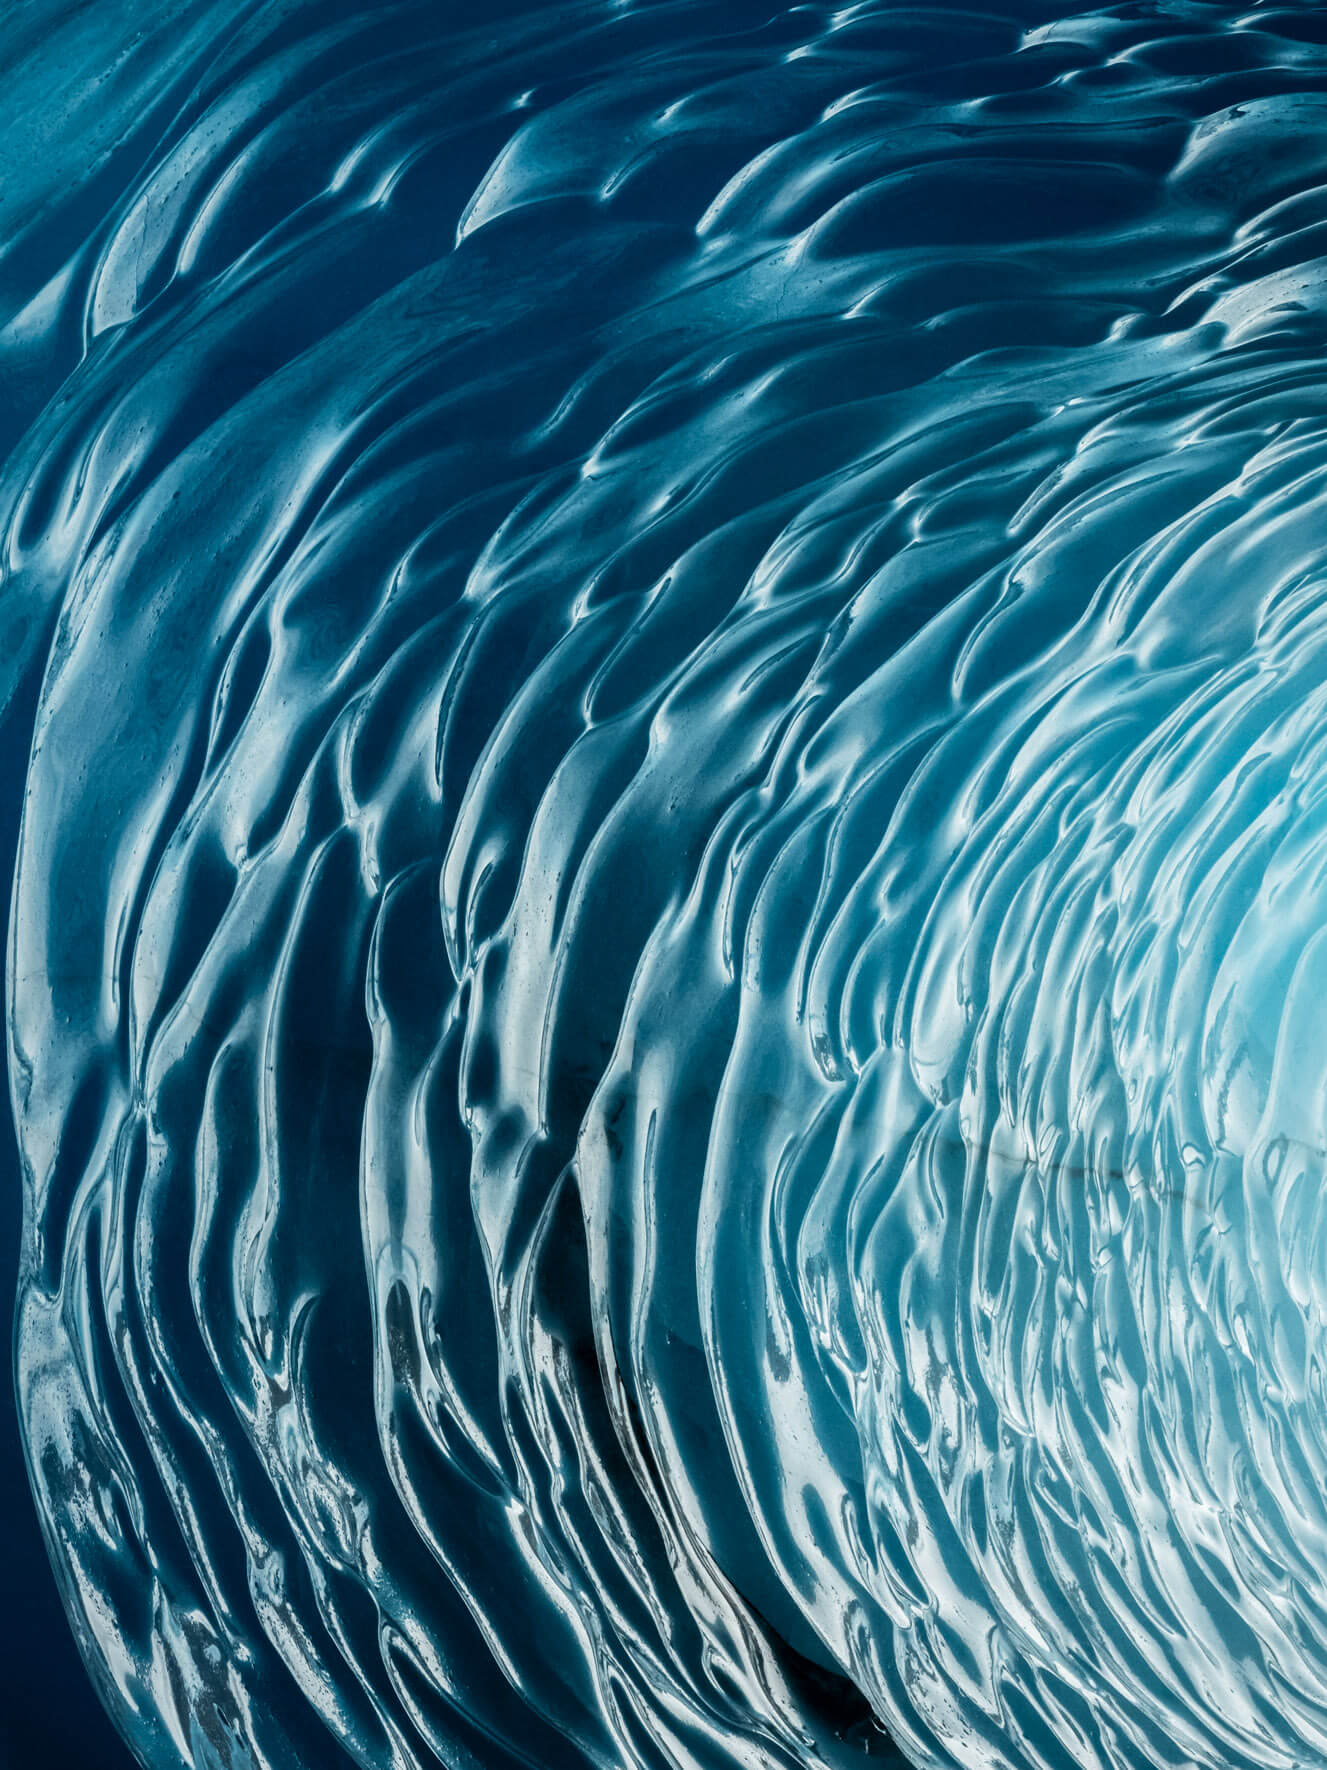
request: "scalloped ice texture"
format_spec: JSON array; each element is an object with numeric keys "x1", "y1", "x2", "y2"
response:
[{"x1": 10, "y1": 3, "x2": 1327, "y2": 1768}]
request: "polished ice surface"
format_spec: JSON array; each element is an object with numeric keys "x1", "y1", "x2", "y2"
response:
[{"x1": 8, "y1": 4, "x2": 1327, "y2": 1768}]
